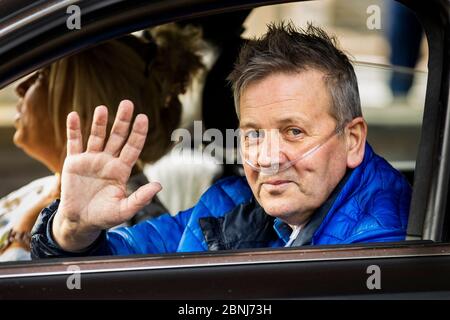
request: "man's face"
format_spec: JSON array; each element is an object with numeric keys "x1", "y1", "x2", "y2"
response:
[{"x1": 239, "y1": 70, "x2": 349, "y2": 226}]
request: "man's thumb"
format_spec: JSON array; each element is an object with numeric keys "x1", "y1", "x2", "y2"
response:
[{"x1": 120, "y1": 182, "x2": 162, "y2": 219}]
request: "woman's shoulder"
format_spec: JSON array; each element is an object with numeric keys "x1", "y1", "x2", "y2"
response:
[
  {"x1": 0, "y1": 176, "x2": 56, "y2": 204},
  {"x1": 0, "y1": 175, "x2": 56, "y2": 219}
]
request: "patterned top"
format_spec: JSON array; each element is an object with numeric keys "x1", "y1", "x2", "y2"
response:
[
  {"x1": 0, "y1": 175, "x2": 57, "y2": 261},
  {"x1": 0, "y1": 173, "x2": 168, "y2": 262}
]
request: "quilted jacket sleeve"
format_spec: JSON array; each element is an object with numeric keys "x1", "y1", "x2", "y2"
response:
[
  {"x1": 31, "y1": 200, "x2": 193, "y2": 259},
  {"x1": 341, "y1": 228, "x2": 407, "y2": 244},
  {"x1": 31, "y1": 176, "x2": 251, "y2": 259},
  {"x1": 106, "y1": 209, "x2": 193, "y2": 255}
]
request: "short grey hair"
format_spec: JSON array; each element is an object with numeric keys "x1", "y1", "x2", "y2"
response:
[{"x1": 228, "y1": 22, "x2": 361, "y2": 130}]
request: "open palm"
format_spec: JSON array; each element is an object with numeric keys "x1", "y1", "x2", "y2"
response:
[{"x1": 54, "y1": 100, "x2": 161, "y2": 251}]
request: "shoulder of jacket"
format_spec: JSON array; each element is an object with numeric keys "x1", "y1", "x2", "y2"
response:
[{"x1": 200, "y1": 176, "x2": 252, "y2": 204}]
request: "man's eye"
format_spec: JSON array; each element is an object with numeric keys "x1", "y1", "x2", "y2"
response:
[
  {"x1": 287, "y1": 128, "x2": 303, "y2": 137},
  {"x1": 246, "y1": 130, "x2": 264, "y2": 140}
]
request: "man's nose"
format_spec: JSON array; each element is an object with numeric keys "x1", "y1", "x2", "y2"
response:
[{"x1": 257, "y1": 130, "x2": 285, "y2": 168}]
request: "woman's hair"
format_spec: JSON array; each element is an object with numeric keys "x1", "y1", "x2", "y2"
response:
[{"x1": 47, "y1": 23, "x2": 204, "y2": 163}]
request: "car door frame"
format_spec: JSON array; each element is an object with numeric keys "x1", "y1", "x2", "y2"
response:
[{"x1": 0, "y1": 0, "x2": 449, "y2": 299}]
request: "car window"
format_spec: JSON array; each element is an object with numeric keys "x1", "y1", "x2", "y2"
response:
[{"x1": 0, "y1": 0, "x2": 431, "y2": 266}]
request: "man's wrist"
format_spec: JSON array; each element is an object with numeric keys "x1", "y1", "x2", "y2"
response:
[
  {"x1": 31, "y1": 200, "x2": 111, "y2": 259},
  {"x1": 52, "y1": 208, "x2": 101, "y2": 253}
]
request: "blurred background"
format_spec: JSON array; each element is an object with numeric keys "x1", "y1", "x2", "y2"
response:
[{"x1": 0, "y1": 0, "x2": 427, "y2": 199}]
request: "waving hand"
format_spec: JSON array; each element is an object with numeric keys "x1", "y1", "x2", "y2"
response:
[{"x1": 53, "y1": 100, "x2": 161, "y2": 251}]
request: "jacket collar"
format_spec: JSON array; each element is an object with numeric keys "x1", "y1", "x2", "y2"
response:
[
  {"x1": 199, "y1": 167, "x2": 355, "y2": 250},
  {"x1": 199, "y1": 143, "x2": 373, "y2": 250},
  {"x1": 199, "y1": 198, "x2": 281, "y2": 250},
  {"x1": 274, "y1": 167, "x2": 354, "y2": 246}
]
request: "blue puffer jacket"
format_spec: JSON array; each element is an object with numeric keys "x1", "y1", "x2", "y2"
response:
[
  {"x1": 31, "y1": 143, "x2": 411, "y2": 258},
  {"x1": 102, "y1": 143, "x2": 411, "y2": 255}
]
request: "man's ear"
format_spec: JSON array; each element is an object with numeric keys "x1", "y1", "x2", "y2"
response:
[{"x1": 345, "y1": 117, "x2": 367, "y2": 168}]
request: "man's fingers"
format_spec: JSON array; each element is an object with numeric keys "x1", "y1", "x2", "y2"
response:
[
  {"x1": 119, "y1": 114, "x2": 149, "y2": 167},
  {"x1": 86, "y1": 106, "x2": 108, "y2": 153},
  {"x1": 104, "y1": 100, "x2": 134, "y2": 156},
  {"x1": 119, "y1": 182, "x2": 162, "y2": 220},
  {"x1": 66, "y1": 111, "x2": 83, "y2": 155}
]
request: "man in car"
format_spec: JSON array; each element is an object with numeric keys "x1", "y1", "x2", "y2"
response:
[{"x1": 31, "y1": 23, "x2": 411, "y2": 257}]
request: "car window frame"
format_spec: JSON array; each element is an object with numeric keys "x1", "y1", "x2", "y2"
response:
[{"x1": 0, "y1": 0, "x2": 449, "y2": 297}]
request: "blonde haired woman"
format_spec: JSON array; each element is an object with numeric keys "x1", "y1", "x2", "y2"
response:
[{"x1": 0, "y1": 24, "x2": 204, "y2": 261}]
